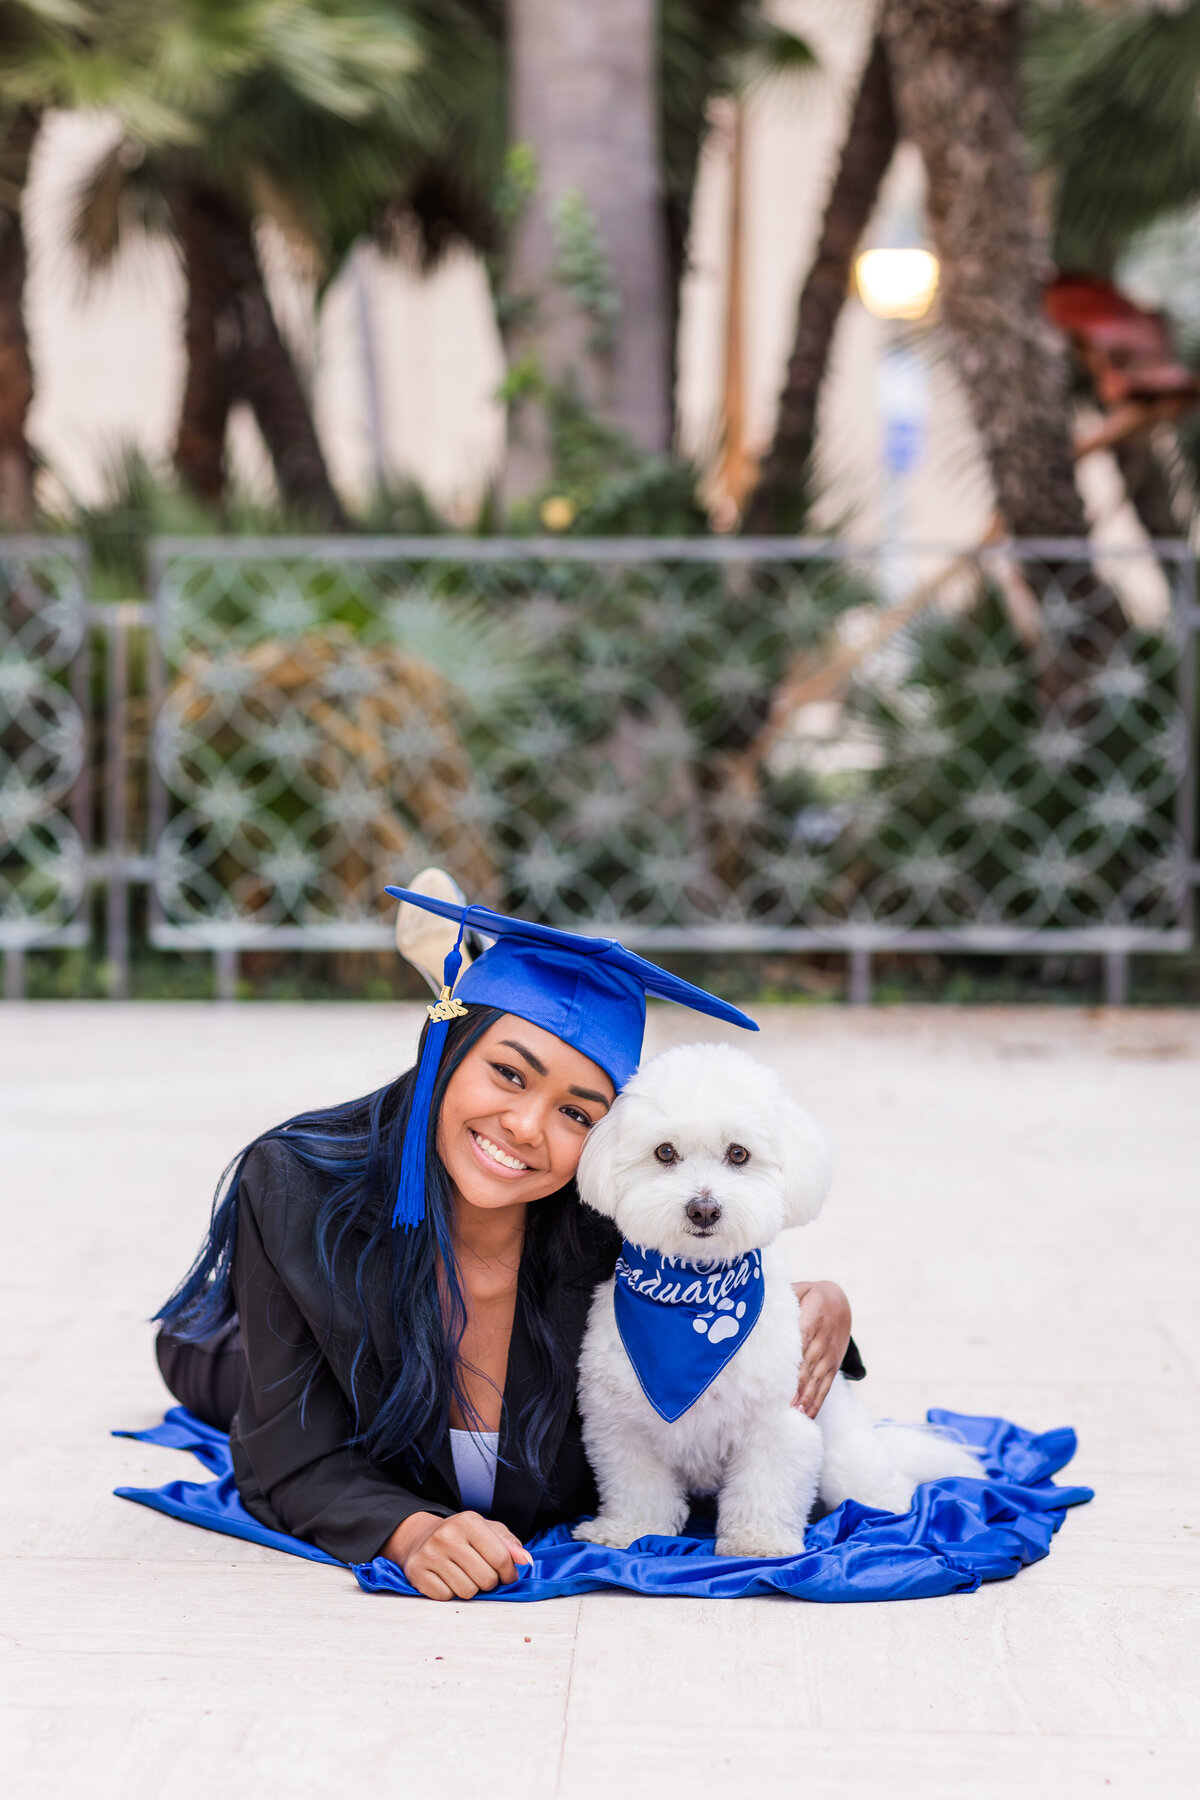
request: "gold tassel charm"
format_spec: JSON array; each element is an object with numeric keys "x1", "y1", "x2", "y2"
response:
[{"x1": 427, "y1": 986, "x2": 468, "y2": 1024}]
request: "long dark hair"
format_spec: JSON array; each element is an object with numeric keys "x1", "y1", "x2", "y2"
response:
[{"x1": 156, "y1": 1005, "x2": 603, "y2": 1484}]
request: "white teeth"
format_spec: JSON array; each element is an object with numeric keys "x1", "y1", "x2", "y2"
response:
[{"x1": 472, "y1": 1131, "x2": 529, "y2": 1172}]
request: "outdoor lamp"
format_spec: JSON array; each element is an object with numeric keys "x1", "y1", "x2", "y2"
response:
[
  {"x1": 854, "y1": 247, "x2": 940, "y2": 321},
  {"x1": 852, "y1": 241, "x2": 940, "y2": 605}
]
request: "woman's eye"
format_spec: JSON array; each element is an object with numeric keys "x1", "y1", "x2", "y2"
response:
[
  {"x1": 726, "y1": 1144, "x2": 750, "y2": 1166},
  {"x1": 563, "y1": 1107, "x2": 593, "y2": 1128},
  {"x1": 492, "y1": 1063, "x2": 524, "y2": 1087},
  {"x1": 654, "y1": 1143, "x2": 678, "y2": 1165}
]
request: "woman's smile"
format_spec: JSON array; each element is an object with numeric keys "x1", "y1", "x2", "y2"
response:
[{"x1": 468, "y1": 1127, "x2": 535, "y2": 1176}]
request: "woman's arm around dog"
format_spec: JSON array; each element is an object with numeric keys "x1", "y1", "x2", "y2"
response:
[{"x1": 792, "y1": 1280, "x2": 852, "y2": 1417}]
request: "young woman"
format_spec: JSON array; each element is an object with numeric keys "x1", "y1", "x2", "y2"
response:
[{"x1": 156, "y1": 886, "x2": 861, "y2": 1602}]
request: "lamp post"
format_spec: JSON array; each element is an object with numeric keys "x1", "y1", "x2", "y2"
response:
[{"x1": 854, "y1": 246, "x2": 939, "y2": 603}]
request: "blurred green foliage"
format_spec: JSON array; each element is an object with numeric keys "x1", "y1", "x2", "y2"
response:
[{"x1": 1027, "y1": 1, "x2": 1200, "y2": 276}]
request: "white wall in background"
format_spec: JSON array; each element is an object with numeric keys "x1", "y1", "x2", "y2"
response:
[
  {"x1": 23, "y1": 111, "x2": 506, "y2": 519},
  {"x1": 314, "y1": 242, "x2": 505, "y2": 521},
  {"x1": 24, "y1": 111, "x2": 185, "y2": 513},
  {"x1": 20, "y1": 6, "x2": 1126, "y2": 550}
]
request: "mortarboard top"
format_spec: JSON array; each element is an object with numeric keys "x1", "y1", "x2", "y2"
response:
[
  {"x1": 383, "y1": 884, "x2": 758, "y2": 1227},
  {"x1": 384, "y1": 885, "x2": 757, "y2": 1088}
]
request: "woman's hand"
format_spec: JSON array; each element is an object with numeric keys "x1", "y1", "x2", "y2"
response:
[
  {"x1": 792, "y1": 1280, "x2": 852, "y2": 1418},
  {"x1": 382, "y1": 1510, "x2": 533, "y2": 1601}
]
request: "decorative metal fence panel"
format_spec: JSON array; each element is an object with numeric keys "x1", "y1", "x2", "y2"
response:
[
  {"x1": 0, "y1": 539, "x2": 90, "y2": 986},
  {"x1": 146, "y1": 538, "x2": 1197, "y2": 972}
]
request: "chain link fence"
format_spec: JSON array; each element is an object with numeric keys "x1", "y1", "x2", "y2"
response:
[
  {"x1": 143, "y1": 537, "x2": 1197, "y2": 999},
  {"x1": 1, "y1": 535, "x2": 1196, "y2": 1000},
  {"x1": 0, "y1": 540, "x2": 90, "y2": 996}
]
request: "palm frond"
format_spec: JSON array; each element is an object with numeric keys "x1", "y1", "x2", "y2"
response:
[
  {"x1": 1026, "y1": 0, "x2": 1200, "y2": 268},
  {"x1": 734, "y1": 18, "x2": 817, "y2": 93},
  {"x1": 245, "y1": 160, "x2": 328, "y2": 276},
  {"x1": 69, "y1": 138, "x2": 171, "y2": 276},
  {"x1": 256, "y1": 0, "x2": 421, "y2": 120}
]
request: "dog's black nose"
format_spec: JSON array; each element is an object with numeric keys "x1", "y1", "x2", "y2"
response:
[{"x1": 685, "y1": 1196, "x2": 722, "y2": 1229}]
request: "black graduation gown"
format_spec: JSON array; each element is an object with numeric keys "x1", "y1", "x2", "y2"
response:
[{"x1": 228, "y1": 1139, "x2": 619, "y2": 1564}]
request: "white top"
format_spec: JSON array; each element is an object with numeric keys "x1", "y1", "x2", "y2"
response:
[{"x1": 449, "y1": 1428, "x2": 500, "y2": 1514}]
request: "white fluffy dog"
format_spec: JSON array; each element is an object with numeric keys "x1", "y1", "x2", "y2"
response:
[{"x1": 573, "y1": 1042, "x2": 980, "y2": 1557}]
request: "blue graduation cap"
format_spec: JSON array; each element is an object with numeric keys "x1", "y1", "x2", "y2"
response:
[{"x1": 384, "y1": 885, "x2": 758, "y2": 1228}]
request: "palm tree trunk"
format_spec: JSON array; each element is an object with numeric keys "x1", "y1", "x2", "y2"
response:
[
  {"x1": 1113, "y1": 435, "x2": 1185, "y2": 540},
  {"x1": 743, "y1": 37, "x2": 897, "y2": 536},
  {"x1": 169, "y1": 178, "x2": 347, "y2": 528},
  {"x1": 170, "y1": 181, "x2": 238, "y2": 505},
  {"x1": 503, "y1": 0, "x2": 671, "y2": 503},
  {"x1": 879, "y1": 0, "x2": 1086, "y2": 539},
  {"x1": 0, "y1": 109, "x2": 39, "y2": 530}
]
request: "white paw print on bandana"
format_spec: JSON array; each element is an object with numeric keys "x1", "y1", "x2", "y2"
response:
[{"x1": 692, "y1": 1298, "x2": 748, "y2": 1344}]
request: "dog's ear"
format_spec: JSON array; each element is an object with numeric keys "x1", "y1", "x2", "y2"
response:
[
  {"x1": 575, "y1": 1107, "x2": 622, "y2": 1220},
  {"x1": 776, "y1": 1097, "x2": 833, "y2": 1228}
]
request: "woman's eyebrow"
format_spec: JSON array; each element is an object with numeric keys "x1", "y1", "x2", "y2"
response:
[
  {"x1": 499, "y1": 1039, "x2": 548, "y2": 1076},
  {"x1": 569, "y1": 1085, "x2": 610, "y2": 1109}
]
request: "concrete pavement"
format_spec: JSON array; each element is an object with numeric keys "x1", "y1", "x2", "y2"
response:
[{"x1": 1, "y1": 1002, "x2": 1197, "y2": 1799}]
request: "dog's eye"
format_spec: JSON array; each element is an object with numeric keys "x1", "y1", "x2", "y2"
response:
[
  {"x1": 726, "y1": 1144, "x2": 751, "y2": 1167},
  {"x1": 653, "y1": 1143, "x2": 678, "y2": 1165}
]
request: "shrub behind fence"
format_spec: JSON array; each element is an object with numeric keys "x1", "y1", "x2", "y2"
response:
[{"x1": 2, "y1": 534, "x2": 1196, "y2": 1000}]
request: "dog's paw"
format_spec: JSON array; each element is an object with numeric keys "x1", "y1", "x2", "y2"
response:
[
  {"x1": 573, "y1": 1516, "x2": 660, "y2": 1550},
  {"x1": 715, "y1": 1527, "x2": 807, "y2": 1560}
]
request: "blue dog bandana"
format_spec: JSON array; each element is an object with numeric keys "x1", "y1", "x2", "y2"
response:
[{"x1": 613, "y1": 1241, "x2": 765, "y2": 1423}]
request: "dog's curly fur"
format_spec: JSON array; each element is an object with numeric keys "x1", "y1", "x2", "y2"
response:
[{"x1": 572, "y1": 1043, "x2": 980, "y2": 1556}]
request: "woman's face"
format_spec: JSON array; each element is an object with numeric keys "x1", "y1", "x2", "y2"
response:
[{"x1": 437, "y1": 1014, "x2": 615, "y2": 1213}]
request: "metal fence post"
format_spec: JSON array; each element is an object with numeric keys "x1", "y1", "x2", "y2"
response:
[
  {"x1": 3, "y1": 949, "x2": 25, "y2": 1001},
  {"x1": 848, "y1": 948, "x2": 873, "y2": 1006},
  {"x1": 215, "y1": 946, "x2": 239, "y2": 1003},
  {"x1": 105, "y1": 605, "x2": 131, "y2": 999},
  {"x1": 144, "y1": 545, "x2": 169, "y2": 974},
  {"x1": 1180, "y1": 548, "x2": 1200, "y2": 950},
  {"x1": 1, "y1": 538, "x2": 92, "y2": 994},
  {"x1": 1103, "y1": 952, "x2": 1129, "y2": 1008}
]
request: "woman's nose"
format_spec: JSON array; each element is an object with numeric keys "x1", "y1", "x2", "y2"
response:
[{"x1": 500, "y1": 1095, "x2": 546, "y2": 1148}]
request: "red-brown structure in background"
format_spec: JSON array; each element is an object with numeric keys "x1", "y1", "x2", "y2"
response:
[{"x1": 1044, "y1": 273, "x2": 1200, "y2": 459}]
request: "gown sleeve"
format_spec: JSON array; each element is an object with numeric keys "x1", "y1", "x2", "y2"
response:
[{"x1": 230, "y1": 1142, "x2": 452, "y2": 1564}]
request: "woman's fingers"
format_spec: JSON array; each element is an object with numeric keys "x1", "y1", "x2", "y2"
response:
[
  {"x1": 489, "y1": 1521, "x2": 534, "y2": 1569},
  {"x1": 457, "y1": 1513, "x2": 535, "y2": 1581},
  {"x1": 408, "y1": 1565, "x2": 457, "y2": 1602},
  {"x1": 798, "y1": 1348, "x2": 827, "y2": 1395},
  {"x1": 796, "y1": 1283, "x2": 853, "y2": 1384},
  {"x1": 465, "y1": 1515, "x2": 536, "y2": 1585},
  {"x1": 794, "y1": 1354, "x2": 835, "y2": 1416},
  {"x1": 451, "y1": 1520, "x2": 519, "y2": 1590},
  {"x1": 404, "y1": 1513, "x2": 534, "y2": 1601},
  {"x1": 408, "y1": 1517, "x2": 490, "y2": 1599},
  {"x1": 441, "y1": 1515, "x2": 531, "y2": 1592},
  {"x1": 795, "y1": 1356, "x2": 823, "y2": 1397},
  {"x1": 807, "y1": 1364, "x2": 836, "y2": 1415},
  {"x1": 435, "y1": 1555, "x2": 485, "y2": 1600}
]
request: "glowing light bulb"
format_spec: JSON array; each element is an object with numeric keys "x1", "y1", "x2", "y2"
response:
[
  {"x1": 539, "y1": 495, "x2": 577, "y2": 531},
  {"x1": 854, "y1": 248, "x2": 940, "y2": 321}
]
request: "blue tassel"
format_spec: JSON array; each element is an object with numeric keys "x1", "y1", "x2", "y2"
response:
[{"x1": 393, "y1": 927, "x2": 466, "y2": 1230}]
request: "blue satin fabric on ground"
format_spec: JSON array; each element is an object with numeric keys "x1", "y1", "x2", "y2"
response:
[{"x1": 114, "y1": 1406, "x2": 1092, "y2": 1602}]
